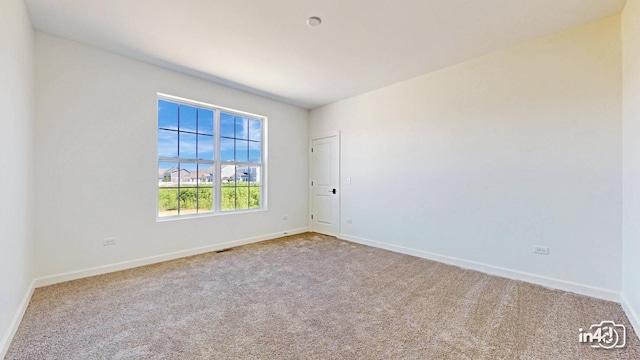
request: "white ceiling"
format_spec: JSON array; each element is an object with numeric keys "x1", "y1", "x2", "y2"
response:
[{"x1": 25, "y1": 0, "x2": 625, "y2": 109}]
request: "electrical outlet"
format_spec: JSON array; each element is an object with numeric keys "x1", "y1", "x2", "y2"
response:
[
  {"x1": 532, "y1": 246, "x2": 549, "y2": 255},
  {"x1": 103, "y1": 238, "x2": 117, "y2": 246},
  {"x1": 347, "y1": 177, "x2": 351, "y2": 185},
  {"x1": 346, "y1": 218, "x2": 352, "y2": 224}
]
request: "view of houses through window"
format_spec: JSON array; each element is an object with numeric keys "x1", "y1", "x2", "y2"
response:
[{"x1": 157, "y1": 96, "x2": 264, "y2": 217}]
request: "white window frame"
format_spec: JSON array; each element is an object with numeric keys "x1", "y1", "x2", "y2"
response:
[{"x1": 156, "y1": 93, "x2": 268, "y2": 220}]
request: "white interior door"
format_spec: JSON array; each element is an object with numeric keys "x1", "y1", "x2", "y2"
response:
[{"x1": 311, "y1": 135, "x2": 339, "y2": 236}]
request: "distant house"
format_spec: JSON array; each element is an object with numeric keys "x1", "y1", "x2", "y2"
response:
[
  {"x1": 221, "y1": 165, "x2": 261, "y2": 184},
  {"x1": 193, "y1": 167, "x2": 214, "y2": 183},
  {"x1": 159, "y1": 166, "x2": 213, "y2": 185},
  {"x1": 241, "y1": 167, "x2": 259, "y2": 182},
  {"x1": 160, "y1": 165, "x2": 257, "y2": 185},
  {"x1": 159, "y1": 166, "x2": 188, "y2": 185}
]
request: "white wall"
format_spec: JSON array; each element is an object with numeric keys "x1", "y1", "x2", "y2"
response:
[
  {"x1": 310, "y1": 16, "x2": 622, "y2": 298},
  {"x1": 0, "y1": 0, "x2": 34, "y2": 356},
  {"x1": 34, "y1": 33, "x2": 309, "y2": 279},
  {"x1": 622, "y1": 0, "x2": 640, "y2": 335}
]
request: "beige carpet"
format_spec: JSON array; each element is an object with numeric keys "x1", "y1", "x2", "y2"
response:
[{"x1": 6, "y1": 233, "x2": 640, "y2": 359}]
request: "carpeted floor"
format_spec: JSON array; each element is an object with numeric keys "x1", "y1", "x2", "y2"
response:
[{"x1": 6, "y1": 232, "x2": 640, "y2": 359}]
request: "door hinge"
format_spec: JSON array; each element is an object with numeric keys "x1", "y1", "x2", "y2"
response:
[
  {"x1": 311, "y1": 181, "x2": 314, "y2": 186},
  {"x1": 311, "y1": 148, "x2": 314, "y2": 152},
  {"x1": 311, "y1": 214, "x2": 314, "y2": 220}
]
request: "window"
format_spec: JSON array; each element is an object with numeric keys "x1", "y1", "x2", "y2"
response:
[{"x1": 157, "y1": 95, "x2": 264, "y2": 218}]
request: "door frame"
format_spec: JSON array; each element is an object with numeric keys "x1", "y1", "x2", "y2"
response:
[{"x1": 309, "y1": 132, "x2": 341, "y2": 236}]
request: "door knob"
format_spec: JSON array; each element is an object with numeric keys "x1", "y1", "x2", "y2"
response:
[{"x1": 330, "y1": 189, "x2": 336, "y2": 194}]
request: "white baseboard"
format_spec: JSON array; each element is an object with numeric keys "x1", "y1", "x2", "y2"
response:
[
  {"x1": 339, "y1": 233, "x2": 620, "y2": 302},
  {"x1": 34, "y1": 228, "x2": 309, "y2": 288},
  {"x1": 621, "y1": 294, "x2": 640, "y2": 341},
  {"x1": 5, "y1": 228, "x2": 625, "y2": 358},
  {"x1": 1, "y1": 229, "x2": 308, "y2": 357},
  {"x1": 0, "y1": 279, "x2": 36, "y2": 359}
]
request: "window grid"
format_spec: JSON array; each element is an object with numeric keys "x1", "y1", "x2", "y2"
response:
[
  {"x1": 219, "y1": 112, "x2": 262, "y2": 212},
  {"x1": 158, "y1": 102, "x2": 215, "y2": 216},
  {"x1": 220, "y1": 164, "x2": 262, "y2": 211},
  {"x1": 158, "y1": 96, "x2": 264, "y2": 218}
]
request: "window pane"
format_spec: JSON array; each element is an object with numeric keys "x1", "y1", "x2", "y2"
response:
[
  {"x1": 179, "y1": 163, "x2": 197, "y2": 186},
  {"x1": 179, "y1": 161, "x2": 197, "y2": 215},
  {"x1": 179, "y1": 187, "x2": 197, "y2": 215},
  {"x1": 197, "y1": 134, "x2": 214, "y2": 160},
  {"x1": 179, "y1": 104, "x2": 197, "y2": 132},
  {"x1": 249, "y1": 118, "x2": 261, "y2": 141},
  {"x1": 221, "y1": 164, "x2": 236, "y2": 186},
  {"x1": 236, "y1": 165, "x2": 249, "y2": 183},
  {"x1": 235, "y1": 140, "x2": 248, "y2": 162},
  {"x1": 249, "y1": 141, "x2": 261, "y2": 163},
  {"x1": 196, "y1": 163, "x2": 213, "y2": 214},
  {"x1": 197, "y1": 186, "x2": 213, "y2": 213},
  {"x1": 221, "y1": 186, "x2": 235, "y2": 211},
  {"x1": 198, "y1": 108, "x2": 214, "y2": 135},
  {"x1": 158, "y1": 162, "x2": 178, "y2": 186},
  {"x1": 248, "y1": 166, "x2": 261, "y2": 185},
  {"x1": 221, "y1": 112, "x2": 235, "y2": 138},
  {"x1": 158, "y1": 130, "x2": 178, "y2": 158},
  {"x1": 158, "y1": 100, "x2": 178, "y2": 130},
  {"x1": 221, "y1": 137, "x2": 235, "y2": 161},
  {"x1": 236, "y1": 186, "x2": 249, "y2": 210},
  {"x1": 179, "y1": 132, "x2": 197, "y2": 159},
  {"x1": 197, "y1": 164, "x2": 214, "y2": 185},
  {"x1": 235, "y1": 116, "x2": 249, "y2": 140},
  {"x1": 249, "y1": 187, "x2": 261, "y2": 209},
  {"x1": 158, "y1": 188, "x2": 178, "y2": 217}
]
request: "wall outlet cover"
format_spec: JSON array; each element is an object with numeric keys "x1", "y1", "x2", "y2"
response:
[{"x1": 532, "y1": 246, "x2": 549, "y2": 255}]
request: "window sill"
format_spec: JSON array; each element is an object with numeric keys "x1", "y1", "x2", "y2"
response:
[{"x1": 156, "y1": 208, "x2": 267, "y2": 222}]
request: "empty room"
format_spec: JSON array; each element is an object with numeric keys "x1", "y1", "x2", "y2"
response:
[{"x1": 2, "y1": 0, "x2": 640, "y2": 358}]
